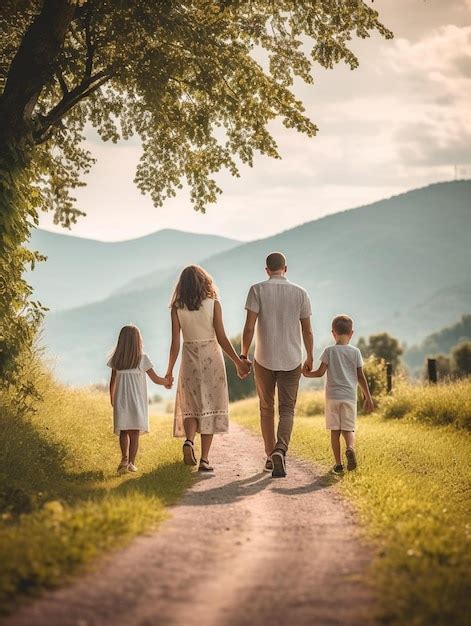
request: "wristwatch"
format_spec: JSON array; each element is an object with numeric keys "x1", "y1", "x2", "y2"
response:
[{"x1": 239, "y1": 354, "x2": 248, "y2": 360}]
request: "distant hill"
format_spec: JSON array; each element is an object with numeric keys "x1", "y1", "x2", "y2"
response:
[
  {"x1": 27, "y1": 229, "x2": 240, "y2": 311},
  {"x1": 43, "y1": 180, "x2": 471, "y2": 385},
  {"x1": 404, "y1": 314, "x2": 471, "y2": 372}
]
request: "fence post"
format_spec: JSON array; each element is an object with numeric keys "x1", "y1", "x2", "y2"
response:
[
  {"x1": 386, "y1": 362, "x2": 393, "y2": 393},
  {"x1": 427, "y1": 358, "x2": 438, "y2": 384}
]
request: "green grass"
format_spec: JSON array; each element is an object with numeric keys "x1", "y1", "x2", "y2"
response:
[
  {"x1": 381, "y1": 379, "x2": 471, "y2": 429},
  {"x1": 0, "y1": 369, "x2": 192, "y2": 611},
  {"x1": 231, "y1": 389, "x2": 471, "y2": 626}
]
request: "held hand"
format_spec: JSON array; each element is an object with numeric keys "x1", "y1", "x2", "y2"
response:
[
  {"x1": 237, "y1": 359, "x2": 251, "y2": 379},
  {"x1": 302, "y1": 358, "x2": 313, "y2": 375},
  {"x1": 363, "y1": 397, "x2": 374, "y2": 413},
  {"x1": 164, "y1": 373, "x2": 174, "y2": 389}
]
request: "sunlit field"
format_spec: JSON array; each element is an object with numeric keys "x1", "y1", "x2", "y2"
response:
[
  {"x1": 231, "y1": 381, "x2": 471, "y2": 626},
  {"x1": 0, "y1": 366, "x2": 192, "y2": 611}
]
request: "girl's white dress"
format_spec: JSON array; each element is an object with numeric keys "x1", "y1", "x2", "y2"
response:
[
  {"x1": 107, "y1": 353, "x2": 153, "y2": 435},
  {"x1": 174, "y1": 298, "x2": 229, "y2": 437}
]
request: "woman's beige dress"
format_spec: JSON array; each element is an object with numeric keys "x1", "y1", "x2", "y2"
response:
[{"x1": 173, "y1": 298, "x2": 229, "y2": 437}]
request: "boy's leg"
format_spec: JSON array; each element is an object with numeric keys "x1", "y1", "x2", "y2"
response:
[
  {"x1": 275, "y1": 365, "x2": 302, "y2": 453},
  {"x1": 254, "y1": 361, "x2": 276, "y2": 456},
  {"x1": 330, "y1": 430, "x2": 342, "y2": 465},
  {"x1": 128, "y1": 429, "x2": 140, "y2": 464},
  {"x1": 342, "y1": 430, "x2": 355, "y2": 450},
  {"x1": 119, "y1": 430, "x2": 130, "y2": 463}
]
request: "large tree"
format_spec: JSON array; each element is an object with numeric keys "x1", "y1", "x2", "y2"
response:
[{"x1": 0, "y1": 0, "x2": 391, "y2": 387}]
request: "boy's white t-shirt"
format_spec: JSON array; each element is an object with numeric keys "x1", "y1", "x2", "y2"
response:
[{"x1": 320, "y1": 344, "x2": 364, "y2": 402}]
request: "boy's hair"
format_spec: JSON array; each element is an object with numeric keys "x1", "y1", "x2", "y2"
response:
[
  {"x1": 171, "y1": 264, "x2": 218, "y2": 311},
  {"x1": 110, "y1": 325, "x2": 143, "y2": 370},
  {"x1": 332, "y1": 314, "x2": 353, "y2": 335},
  {"x1": 266, "y1": 251, "x2": 286, "y2": 271}
]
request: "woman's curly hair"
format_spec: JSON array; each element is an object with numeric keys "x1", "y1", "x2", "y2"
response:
[{"x1": 171, "y1": 265, "x2": 218, "y2": 310}]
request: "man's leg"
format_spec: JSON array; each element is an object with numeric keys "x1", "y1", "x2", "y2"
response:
[
  {"x1": 254, "y1": 361, "x2": 276, "y2": 456},
  {"x1": 275, "y1": 365, "x2": 302, "y2": 453}
]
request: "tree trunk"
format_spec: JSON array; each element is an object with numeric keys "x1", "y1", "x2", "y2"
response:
[{"x1": 0, "y1": 0, "x2": 77, "y2": 386}]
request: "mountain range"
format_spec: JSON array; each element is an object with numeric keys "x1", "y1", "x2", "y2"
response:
[
  {"x1": 27, "y1": 229, "x2": 239, "y2": 310},
  {"x1": 36, "y1": 180, "x2": 470, "y2": 385}
]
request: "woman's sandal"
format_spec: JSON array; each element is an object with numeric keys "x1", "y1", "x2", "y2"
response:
[
  {"x1": 198, "y1": 459, "x2": 214, "y2": 472},
  {"x1": 182, "y1": 440, "x2": 197, "y2": 466}
]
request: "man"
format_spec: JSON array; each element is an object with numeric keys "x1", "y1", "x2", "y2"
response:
[{"x1": 241, "y1": 252, "x2": 314, "y2": 477}]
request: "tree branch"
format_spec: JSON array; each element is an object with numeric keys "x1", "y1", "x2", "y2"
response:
[
  {"x1": 34, "y1": 67, "x2": 115, "y2": 144},
  {"x1": 84, "y1": 3, "x2": 94, "y2": 80},
  {"x1": 55, "y1": 68, "x2": 69, "y2": 96}
]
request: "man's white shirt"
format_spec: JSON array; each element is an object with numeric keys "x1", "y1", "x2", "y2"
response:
[{"x1": 245, "y1": 275, "x2": 312, "y2": 371}]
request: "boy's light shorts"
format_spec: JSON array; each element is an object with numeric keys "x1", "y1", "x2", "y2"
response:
[{"x1": 325, "y1": 399, "x2": 357, "y2": 431}]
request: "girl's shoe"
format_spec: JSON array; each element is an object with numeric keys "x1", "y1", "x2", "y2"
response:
[
  {"x1": 198, "y1": 459, "x2": 214, "y2": 472},
  {"x1": 345, "y1": 448, "x2": 357, "y2": 471},
  {"x1": 264, "y1": 457, "x2": 273, "y2": 472},
  {"x1": 128, "y1": 463, "x2": 138, "y2": 472},
  {"x1": 117, "y1": 462, "x2": 128, "y2": 474},
  {"x1": 332, "y1": 464, "x2": 344, "y2": 475},
  {"x1": 183, "y1": 440, "x2": 197, "y2": 466}
]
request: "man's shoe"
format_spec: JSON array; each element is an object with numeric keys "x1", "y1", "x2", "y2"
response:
[
  {"x1": 264, "y1": 457, "x2": 273, "y2": 472},
  {"x1": 346, "y1": 447, "x2": 357, "y2": 471},
  {"x1": 271, "y1": 450, "x2": 287, "y2": 478},
  {"x1": 332, "y1": 464, "x2": 344, "y2": 475}
]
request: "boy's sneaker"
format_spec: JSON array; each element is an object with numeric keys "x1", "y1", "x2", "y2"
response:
[
  {"x1": 271, "y1": 450, "x2": 287, "y2": 478},
  {"x1": 345, "y1": 448, "x2": 357, "y2": 471},
  {"x1": 264, "y1": 457, "x2": 273, "y2": 472},
  {"x1": 332, "y1": 464, "x2": 344, "y2": 475},
  {"x1": 128, "y1": 463, "x2": 138, "y2": 472}
]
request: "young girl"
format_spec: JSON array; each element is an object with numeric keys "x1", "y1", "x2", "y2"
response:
[
  {"x1": 108, "y1": 324, "x2": 170, "y2": 473},
  {"x1": 166, "y1": 265, "x2": 250, "y2": 472}
]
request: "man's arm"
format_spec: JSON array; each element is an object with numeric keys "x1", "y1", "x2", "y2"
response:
[
  {"x1": 300, "y1": 316, "x2": 314, "y2": 373},
  {"x1": 242, "y1": 309, "x2": 258, "y2": 359}
]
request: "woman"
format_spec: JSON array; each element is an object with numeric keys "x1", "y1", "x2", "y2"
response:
[{"x1": 165, "y1": 265, "x2": 249, "y2": 471}]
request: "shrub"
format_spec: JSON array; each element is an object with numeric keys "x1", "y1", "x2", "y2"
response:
[
  {"x1": 361, "y1": 355, "x2": 388, "y2": 406},
  {"x1": 296, "y1": 390, "x2": 325, "y2": 417},
  {"x1": 452, "y1": 341, "x2": 471, "y2": 377},
  {"x1": 382, "y1": 379, "x2": 471, "y2": 430}
]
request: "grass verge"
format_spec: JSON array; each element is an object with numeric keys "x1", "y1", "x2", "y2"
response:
[
  {"x1": 231, "y1": 393, "x2": 471, "y2": 626},
  {"x1": 0, "y1": 369, "x2": 192, "y2": 612}
]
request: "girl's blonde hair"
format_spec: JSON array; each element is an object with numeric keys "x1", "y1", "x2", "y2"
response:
[
  {"x1": 109, "y1": 325, "x2": 143, "y2": 370},
  {"x1": 171, "y1": 265, "x2": 218, "y2": 311}
]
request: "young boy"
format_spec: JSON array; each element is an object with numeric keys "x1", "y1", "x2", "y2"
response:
[{"x1": 304, "y1": 314, "x2": 374, "y2": 474}]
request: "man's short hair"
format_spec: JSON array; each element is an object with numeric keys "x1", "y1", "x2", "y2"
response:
[
  {"x1": 266, "y1": 252, "x2": 286, "y2": 271},
  {"x1": 332, "y1": 314, "x2": 353, "y2": 335}
]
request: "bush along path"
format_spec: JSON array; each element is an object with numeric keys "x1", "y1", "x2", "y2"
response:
[{"x1": 2, "y1": 423, "x2": 374, "y2": 626}]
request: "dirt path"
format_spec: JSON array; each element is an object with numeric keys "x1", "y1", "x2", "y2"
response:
[{"x1": 4, "y1": 423, "x2": 374, "y2": 626}]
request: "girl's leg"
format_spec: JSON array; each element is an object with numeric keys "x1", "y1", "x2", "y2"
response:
[
  {"x1": 200, "y1": 434, "x2": 214, "y2": 462},
  {"x1": 342, "y1": 430, "x2": 355, "y2": 450},
  {"x1": 129, "y1": 430, "x2": 140, "y2": 465},
  {"x1": 330, "y1": 430, "x2": 342, "y2": 465},
  {"x1": 183, "y1": 417, "x2": 198, "y2": 442},
  {"x1": 119, "y1": 431, "x2": 130, "y2": 463}
]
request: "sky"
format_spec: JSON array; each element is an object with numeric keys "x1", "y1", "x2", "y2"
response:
[{"x1": 39, "y1": 0, "x2": 471, "y2": 242}]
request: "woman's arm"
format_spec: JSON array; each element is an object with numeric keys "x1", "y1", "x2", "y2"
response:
[
  {"x1": 109, "y1": 369, "x2": 116, "y2": 405},
  {"x1": 213, "y1": 300, "x2": 250, "y2": 378},
  {"x1": 166, "y1": 306, "x2": 181, "y2": 380},
  {"x1": 146, "y1": 368, "x2": 170, "y2": 387}
]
